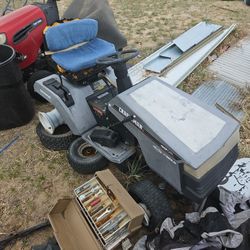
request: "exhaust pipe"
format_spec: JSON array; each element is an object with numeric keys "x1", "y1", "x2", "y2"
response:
[{"x1": 38, "y1": 109, "x2": 64, "y2": 134}]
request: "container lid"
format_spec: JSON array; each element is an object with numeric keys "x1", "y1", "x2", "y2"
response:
[{"x1": 49, "y1": 198, "x2": 102, "y2": 250}]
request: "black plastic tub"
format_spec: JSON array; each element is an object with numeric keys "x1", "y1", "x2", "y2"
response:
[
  {"x1": 0, "y1": 44, "x2": 34, "y2": 130},
  {"x1": 0, "y1": 45, "x2": 22, "y2": 87}
]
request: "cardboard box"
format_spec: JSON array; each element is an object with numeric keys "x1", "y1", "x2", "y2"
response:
[{"x1": 49, "y1": 170, "x2": 144, "y2": 250}]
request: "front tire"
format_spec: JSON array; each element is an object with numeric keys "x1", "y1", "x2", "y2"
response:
[
  {"x1": 36, "y1": 123, "x2": 77, "y2": 150},
  {"x1": 67, "y1": 138, "x2": 108, "y2": 174}
]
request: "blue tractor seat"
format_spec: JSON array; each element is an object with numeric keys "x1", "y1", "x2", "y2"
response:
[{"x1": 45, "y1": 19, "x2": 116, "y2": 72}]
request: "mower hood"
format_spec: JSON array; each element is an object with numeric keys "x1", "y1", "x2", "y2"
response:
[{"x1": 0, "y1": 5, "x2": 47, "y2": 69}]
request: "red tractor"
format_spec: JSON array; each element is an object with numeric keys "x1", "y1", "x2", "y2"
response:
[{"x1": 0, "y1": 0, "x2": 59, "y2": 85}]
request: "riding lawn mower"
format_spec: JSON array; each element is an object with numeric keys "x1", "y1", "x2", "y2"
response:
[{"x1": 32, "y1": 18, "x2": 240, "y2": 229}]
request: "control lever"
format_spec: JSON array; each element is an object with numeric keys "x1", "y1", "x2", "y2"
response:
[{"x1": 44, "y1": 78, "x2": 74, "y2": 107}]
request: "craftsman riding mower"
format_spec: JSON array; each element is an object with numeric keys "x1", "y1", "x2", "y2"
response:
[{"x1": 34, "y1": 19, "x2": 240, "y2": 229}]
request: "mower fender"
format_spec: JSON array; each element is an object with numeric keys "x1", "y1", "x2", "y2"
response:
[{"x1": 34, "y1": 74, "x2": 97, "y2": 135}]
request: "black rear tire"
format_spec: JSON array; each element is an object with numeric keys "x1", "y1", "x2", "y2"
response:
[
  {"x1": 27, "y1": 70, "x2": 52, "y2": 102},
  {"x1": 129, "y1": 180, "x2": 173, "y2": 230},
  {"x1": 36, "y1": 123, "x2": 77, "y2": 150},
  {"x1": 67, "y1": 137, "x2": 108, "y2": 174}
]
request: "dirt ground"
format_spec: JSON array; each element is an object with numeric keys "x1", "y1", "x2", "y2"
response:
[{"x1": 0, "y1": 0, "x2": 250, "y2": 249}]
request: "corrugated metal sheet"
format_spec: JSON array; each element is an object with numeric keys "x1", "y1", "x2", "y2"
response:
[
  {"x1": 209, "y1": 37, "x2": 250, "y2": 88},
  {"x1": 192, "y1": 80, "x2": 245, "y2": 121}
]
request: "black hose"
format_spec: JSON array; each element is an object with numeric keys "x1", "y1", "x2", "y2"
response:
[{"x1": 0, "y1": 220, "x2": 51, "y2": 249}]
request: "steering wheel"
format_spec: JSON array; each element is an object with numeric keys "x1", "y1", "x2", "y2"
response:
[{"x1": 96, "y1": 49, "x2": 139, "y2": 66}]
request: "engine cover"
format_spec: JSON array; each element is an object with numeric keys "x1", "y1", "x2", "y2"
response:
[{"x1": 109, "y1": 77, "x2": 240, "y2": 201}]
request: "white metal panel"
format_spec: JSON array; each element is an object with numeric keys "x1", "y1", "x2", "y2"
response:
[
  {"x1": 160, "y1": 25, "x2": 236, "y2": 87},
  {"x1": 127, "y1": 25, "x2": 236, "y2": 87},
  {"x1": 174, "y1": 22, "x2": 221, "y2": 52},
  {"x1": 143, "y1": 45, "x2": 182, "y2": 73}
]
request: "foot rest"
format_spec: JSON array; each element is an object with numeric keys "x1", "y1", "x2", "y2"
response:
[{"x1": 90, "y1": 127, "x2": 120, "y2": 148}]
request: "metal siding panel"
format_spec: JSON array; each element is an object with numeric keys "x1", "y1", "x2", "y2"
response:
[
  {"x1": 143, "y1": 56, "x2": 173, "y2": 73},
  {"x1": 174, "y1": 22, "x2": 222, "y2": 52},
  {"x1": 143, "y1": 45, "x2": 183, "y2": 73},
  {"x1": 209, "y1": 37, "x2": 250, "y2": 87},
  {"x1": 192, "y1": 80, "x2": 245, "y2": 121},
  {"x1": 160, "y1": 25, "x2": 236, "y2": 87},
  {"x1": 126, "y1": 24, "x2": 235, "y2": 87},
  {"x1": 142, "y1": 22, "x2": 221, "y2": 73}
]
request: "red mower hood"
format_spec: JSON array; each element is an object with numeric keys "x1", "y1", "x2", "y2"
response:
[{"x1": 0, "y1": 5, "x2": 47, "y2": 69}]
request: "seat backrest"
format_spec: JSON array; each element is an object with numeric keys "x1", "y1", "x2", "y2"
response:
[{"x1": 45, "y1": 19, "x2": 98, "y2": 52}]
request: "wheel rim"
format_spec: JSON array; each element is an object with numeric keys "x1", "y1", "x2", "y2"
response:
[
  {"x1": 78, "y1": 143, "x2": 97, "y2": 158},
  {"x1": 138, "y1": 203, "x2": 151, "y2": 227}
]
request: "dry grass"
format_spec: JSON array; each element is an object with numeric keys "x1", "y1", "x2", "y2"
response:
[{"x1": 0, "y1": 0, "x2": 250, "y2": 249}]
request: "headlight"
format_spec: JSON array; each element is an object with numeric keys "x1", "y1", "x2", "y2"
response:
[{"x1": 0, "y1": 33, "x2": 7, "y2": 44}]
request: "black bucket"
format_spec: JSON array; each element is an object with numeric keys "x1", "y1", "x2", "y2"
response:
[
  {"x1": 0, "y1": 44, "x2": 34, "y2": 130},
  {"x1": 0, "y1": 45, "x2": 23, "y2": 87}
]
